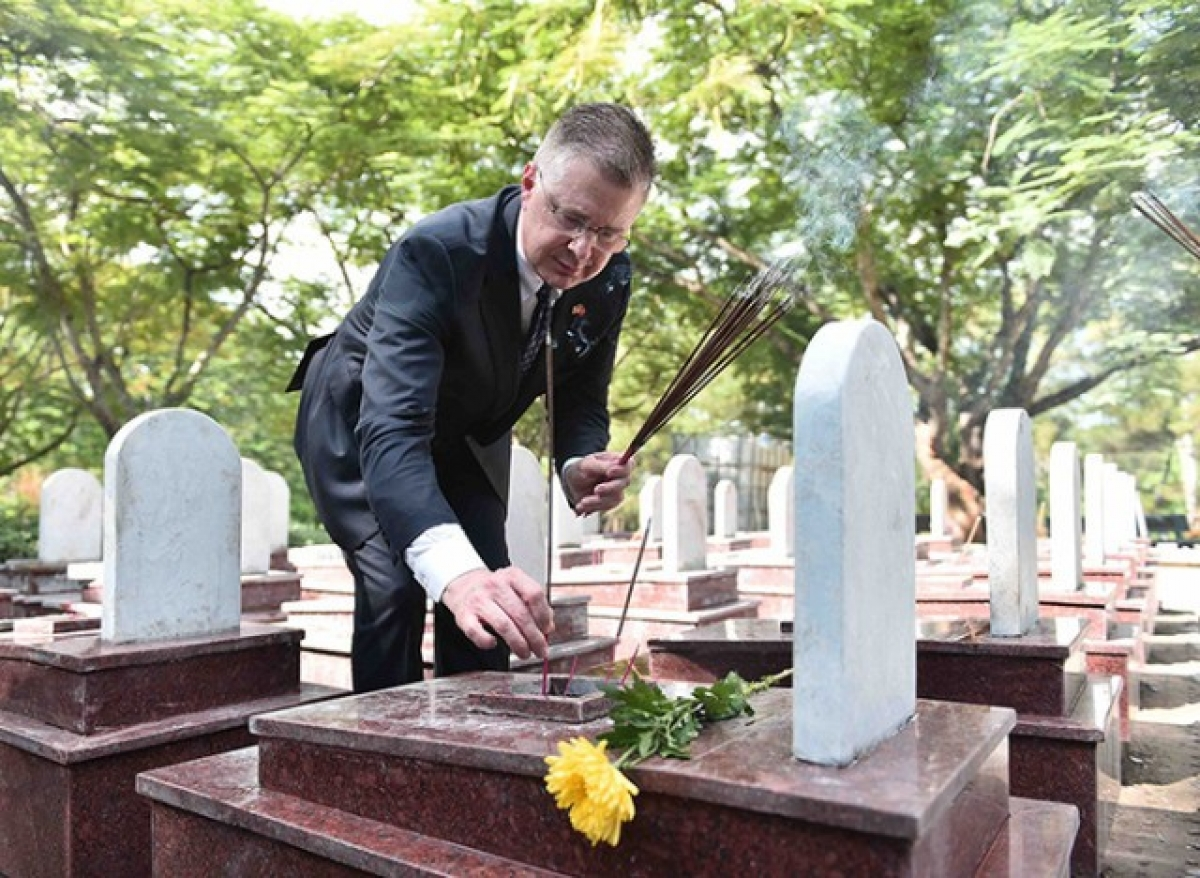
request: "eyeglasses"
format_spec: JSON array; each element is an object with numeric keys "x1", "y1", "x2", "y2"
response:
[{"x1": 537, "y1": 170, "x2": 631, "y2": 253}]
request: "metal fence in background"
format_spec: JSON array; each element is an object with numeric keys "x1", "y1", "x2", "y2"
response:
[{"x1": 671, "y1": 433, "x2": 793, "y2": 533}]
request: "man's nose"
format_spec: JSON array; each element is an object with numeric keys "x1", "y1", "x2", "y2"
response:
[{"x1": 567, "y1": 232, "x2": 597, "y2": 260}]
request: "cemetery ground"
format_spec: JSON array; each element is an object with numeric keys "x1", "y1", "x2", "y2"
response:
[{"x1": 1103, "y1": 602, "x2": 1200, "y2": 878}]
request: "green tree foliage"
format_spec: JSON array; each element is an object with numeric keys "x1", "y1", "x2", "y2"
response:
[
  {"x1": 0, "y1": 0, "x2": 341, "y2": 451},
  {"x1": 1, "y1": 0, "x2": 1197, "y2": 541}
]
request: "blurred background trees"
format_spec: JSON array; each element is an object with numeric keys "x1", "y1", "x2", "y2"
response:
[{"x1": 0, "y1": 0, "x2": 1196, "y2": 547}]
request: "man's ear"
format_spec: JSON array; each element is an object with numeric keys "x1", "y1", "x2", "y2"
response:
[{"x1": 520, "y1": 162, "x2": 537, "y2": 202}]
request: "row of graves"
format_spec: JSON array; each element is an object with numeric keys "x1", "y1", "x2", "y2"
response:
[
  {"x1": 0, "y1": 410, "x2": 340, "y2": 876},
  {"x1": 0, "y1": 457, "x2": 300, "y2": 628},
  {"x1": 0, "y1": 315, "x2": 1180, "y2": 875}
]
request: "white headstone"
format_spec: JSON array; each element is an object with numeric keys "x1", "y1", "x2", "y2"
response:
[
  {"x1": 579, "y1": 507, "x2": 601, "y2": 538},
  {"x1": 1132, "y1": 476, "x2": 1148, "y2": 539},
  {"x1": 1083, "y1": 453, "x2": 1106, "y2": 564},
  {"x1": 1117, "y1": 471, "x2": 1140, "y2": 545},
  {"x1": 507, "y1": 445, "x2": 548, "y2": 584},
  {"x1": 638, "y1": 475, "x2": 663, "y2": 541},
  {"x1": 793, "y1": 319, "x2": 916, "y2": 767},
  {"x1": 552, "y1": 474, "x2": 583, "y2": 548},
  {"x1": 661, "y1": 455, "x2": 707, "y2": 573},
  {"x1": 1049, "y1": 441, "x2": 1083, "y2": 593},
  {"x1": 264, "y1": 470, "x2": 291, "y2": 555},
  {"x1": 240, "y1": 458, "x2": 272, "y2": 574},
  {"x1": 1102, "y1": 463, "x2": 1128, "y2": 556},
  {"x1": 984, "y1": 409, "x2": 1039, "y2": 636},
  {"x1": 768, "y1": 466, "x2": 795, "y2": 557},
  {"x1": 713, "y1": 479, "x2": 738, "y2": 538},
  {"x1": 101, "y1": 408, "x2": 242, "y2": 643},
  {"x1": 929, "y1": 478, "x2": 948, "y2": 538},
  {"x1": 1178, "y1": 435, "x2": 1197, "y2": 529},
  {"x1": 37, "y1": 468, "x2": 102, "y2": 563}
]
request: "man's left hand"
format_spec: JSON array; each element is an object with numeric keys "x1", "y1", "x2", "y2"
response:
[{"x1": 564, "y1": 451, "x2": 634, "y2": 516}]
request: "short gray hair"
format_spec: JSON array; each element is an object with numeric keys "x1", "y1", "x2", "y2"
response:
[{"x1": 534, "y1": 103, "x2": 656, "y2": 191}]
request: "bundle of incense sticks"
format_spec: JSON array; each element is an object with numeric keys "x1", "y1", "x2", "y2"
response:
[
  {"x1": 621, "y1": 260, "x2": 803, "y2": 464},
  {"x1": 1133, "y1": 191, "x2": 1200, "y2": 263}
]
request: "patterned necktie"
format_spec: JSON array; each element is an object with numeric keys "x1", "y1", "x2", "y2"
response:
[{"x1": 520, "y1": 284, "x2": 554, "y2": 376}]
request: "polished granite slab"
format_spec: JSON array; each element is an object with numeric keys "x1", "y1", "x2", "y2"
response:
[
  {"x1": 975, "y1": 797, "x2": 1077, "y2": 877},
  {"x1": 140, "y1": 747, "x2": 566, "y2": 877},
  {"x1": 244, "y1": 672, "x2": 1015, "y2": 876},
  {"x1": 650, "y1": 617, "x2": 1092, "y2": 716},
  {"x1": 550, "y1": 566, "x2": 739, "y2": 611},
  {"x1": 141, "y1": 749, "x2": 1079, "y2": 878},
  {"x1": 647, "y1": 619, "x2": 1117, "y2": 878},
  {"x1": 917, "y1": 618, "x2": 1089, "y2": 716},
  {"x1": 0, "y1": 623, "x2": 304, "y2": 734},
  {"x1": 0, "y1": 618, "x2": 341, "y2": 878},
  {"x1": 1010, "y1": 675, "x2": 1123, "y2": 877}
]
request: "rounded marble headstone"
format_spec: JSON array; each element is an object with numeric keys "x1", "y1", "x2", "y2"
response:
[
  {"x1": 552, "y1": 473, "x2": 583, "y2": 549},
  {"x1": 1049, "y1": 441, "x2": 1082, "y2": 592},
  {"x1": 508, "y1": 445, "x2": 548, "y2": 583},
  {"x1": 37, "y1": 468, "x2": 102, "y2": 563},
  {"x1": 983, "y1": 408, "x2": 1039, "y2": 637},
  {"x1": 929, "y1": 477, "x2": 949, "y2": 538},
  {"x1": 1082, "y1": 453, "x2": 1106, "y2": 565},
  {"x1": 101, "y1": 408, "x2": 242, "y2": 644},
  {"x1": 264, "y1": 470, "x2": 291, "y2": 555},
  {"x1": 713, "y1": 479, "x2": 738, "y2": 539},
  {"x1": 240, "y1": 458, "x2": 272, "y2": 574},
  {"x1": 768, "y1": 465, "x2": 795, "y2": 557},
  {"x1": 793, "y1": 318, "x2": 915, "y2": 767},
  {"x1": 638, "y1": 475, "x2": 663, "y2": 541},
  {"x1": 662, "y1": 454, "x2": 707, "y2": 573}
]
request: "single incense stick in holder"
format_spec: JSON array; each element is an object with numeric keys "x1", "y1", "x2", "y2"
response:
[
  {"x1": 615, "y1": 517, "x2": 653, "y2": 641},
  {"x1": 621, "y1": 260, "x2": 803, "y2": 464},
  {"x1": 1133, "y1": 191, "x2": 1200, "y2": 263}
]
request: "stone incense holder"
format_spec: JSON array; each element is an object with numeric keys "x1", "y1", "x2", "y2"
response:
[{"x1": 467, "y1": 675, "x2": 612, "y2": 723}]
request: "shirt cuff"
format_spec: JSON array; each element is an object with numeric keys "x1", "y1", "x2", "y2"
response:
[
  {"x1": 560, "y1": 456, "x2": 585, "y2": 508},
  {"x1": 404, "y1": 523, "x2": 487, "y2": 603}
]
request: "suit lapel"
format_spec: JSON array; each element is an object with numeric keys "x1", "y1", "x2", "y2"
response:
[
  {"x1": 480, "y1": 187, "x2": 524, "y2": 409},
  {"x1": 464, "y1": 187, "x2": 524, "y2": 504}
]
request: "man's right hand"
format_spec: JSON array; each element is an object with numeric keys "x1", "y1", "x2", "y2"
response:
[{"x1": 441, "y1": 567, "x2": 554, "y2": 660}]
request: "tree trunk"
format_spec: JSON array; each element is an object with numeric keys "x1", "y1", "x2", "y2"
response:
[{"x1": 915, "y1": 421, "x2": 984, "y2": 542}]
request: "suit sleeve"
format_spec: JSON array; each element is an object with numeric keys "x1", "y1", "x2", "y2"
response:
[{"x1": 356, "y1": 233, "x2": 461, "y2": 556}]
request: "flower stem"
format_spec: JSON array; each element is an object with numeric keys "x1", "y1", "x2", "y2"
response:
[{"x1": 748, "y1": 668, "x2": 793, "y2": 694}]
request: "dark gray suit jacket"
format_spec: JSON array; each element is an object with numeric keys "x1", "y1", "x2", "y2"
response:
[{"x1": 291, "y1": 185, "x2": 632, "y2": 569}]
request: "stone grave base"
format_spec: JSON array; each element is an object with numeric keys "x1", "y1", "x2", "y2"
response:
[
  {"x1": 915, "y1": 617, "x2": 1088, "y2": 716},
  {"x1": 551, "y1": 565, "x2": 741, "y2": 612},
  {"x1": 1009, "y1": 676, "x2": 1123, "y2": 878},
  {"x1": 139, "y1": 673, "x2": 1077, "y2": 877},
  {"x1": 11, "y1": 590, "x2": 86, "y2": 618},
  {"x1": 555, "y1": 534, "x2": 662, "y2": 570},
  {"x1": 588, "y1": 599, "x2": 759, "y2": 662},
  {"x1": 648, "y1": 618, "x2": 1117, "y2": 877},
  {"x1": 0, "y1": 624, "x2": 339, "y2": 877},
  {"x1": 915, "y1": 581, "x2": 1118, "y2": 642},
  {"x1": 0, "y1": 559, "x2": 76, "y2": 594},
  {"x1": 1084, "y1": 631, "x2": 1143, "y2": 742},
  {"x1": 708, "y1": 548, "x2": 796, "y2": 618},
  {"x1": 74, "y1": 570, "x2": 304, "y2": 624},
  {"x1": 239, "y1": 571, "x2": 303, "y2": 620}
]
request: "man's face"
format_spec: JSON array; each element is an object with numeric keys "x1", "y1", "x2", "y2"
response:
[{"x1": 518, "y1": 157, "x2": 647, "y2": 290}]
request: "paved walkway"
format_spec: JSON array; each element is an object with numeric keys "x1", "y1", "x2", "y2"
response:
[{"x1": 1103, "y1": 560, "x2": 1200, "y2": 877}]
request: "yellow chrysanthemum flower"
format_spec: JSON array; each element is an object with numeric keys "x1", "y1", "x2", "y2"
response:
[{"x1": 545, "y1": 737, "x2": 639, "y2": 847}]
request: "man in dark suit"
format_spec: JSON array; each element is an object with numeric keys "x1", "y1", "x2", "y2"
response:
[{"x1": 291, "y1": 104, "x2": 656, "y2": 692}]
